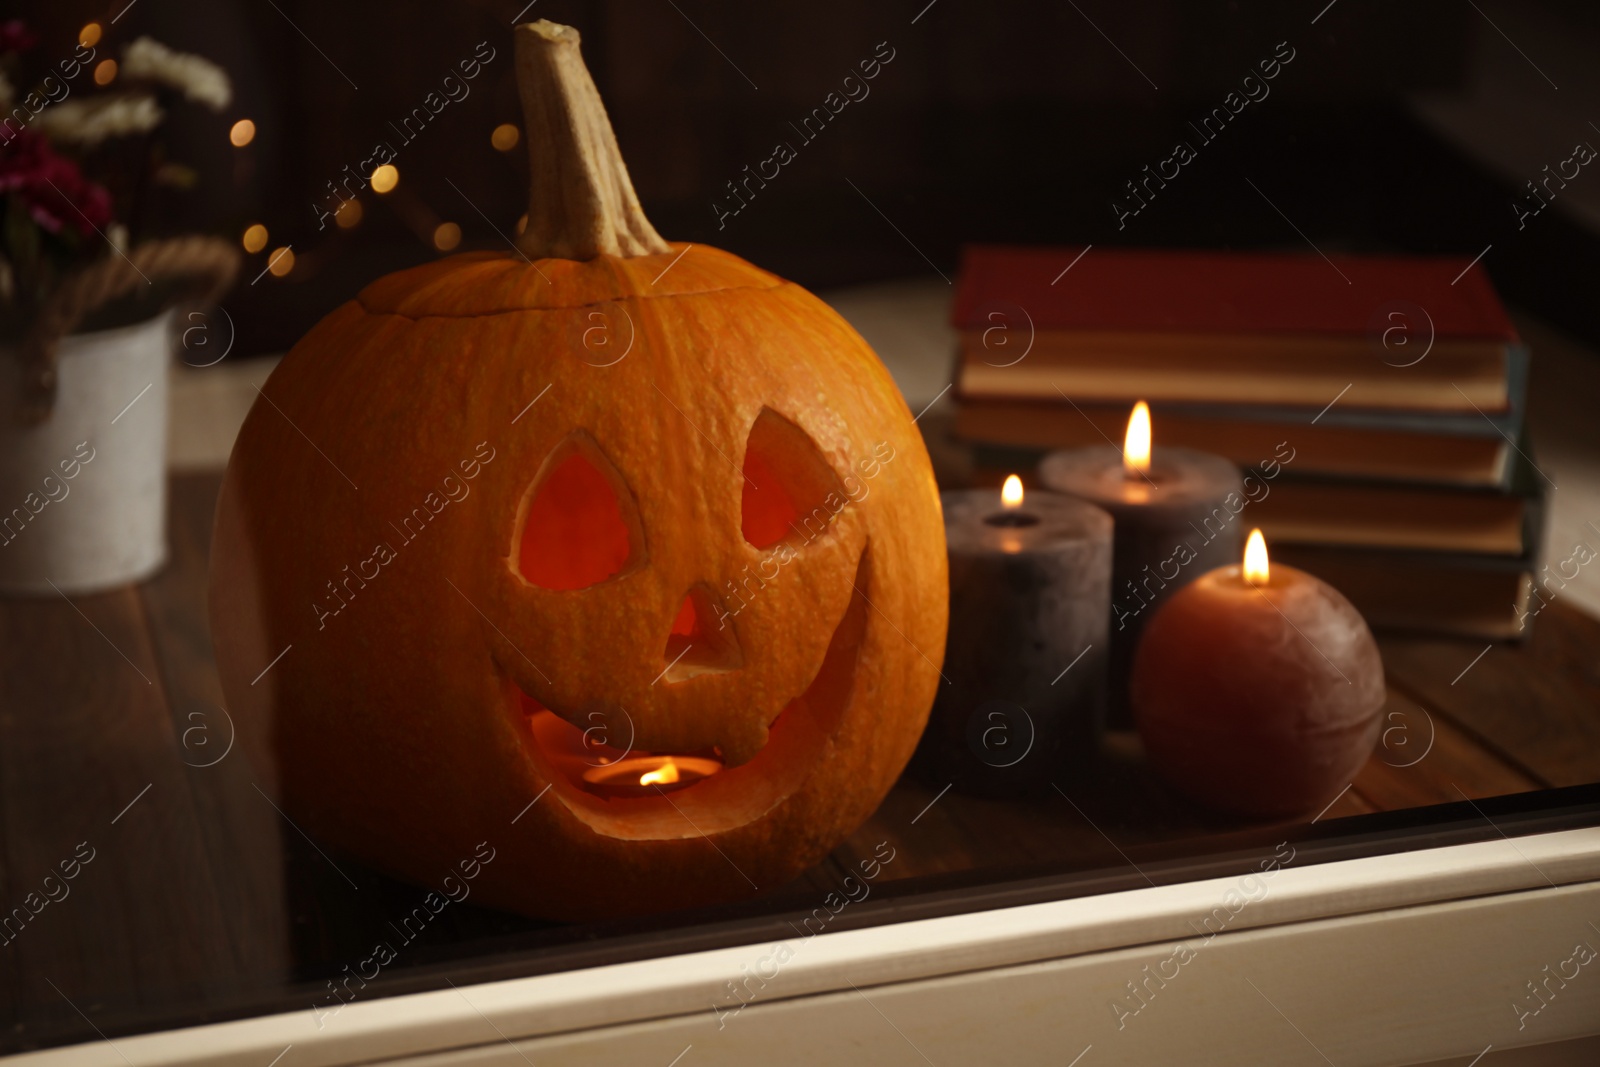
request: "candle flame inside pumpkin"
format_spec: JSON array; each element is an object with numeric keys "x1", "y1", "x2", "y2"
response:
[
  {"x1": 1124, "y1": 401, "x2": 1152, "y2": 474},
  {"x1": 1243, "y1": 528, "x2": 1270, "y2": 584},
  {"x1": 639, "y1": 759, "x2": 681, "y2": 786},
  {"x1": 1001, "y1": 474, "x2": 1024, "y2": 509}
]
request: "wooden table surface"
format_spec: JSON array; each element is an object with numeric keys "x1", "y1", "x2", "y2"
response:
[{"x1": 3, "y1": 471, "x2": 1599, "y2": 1054}]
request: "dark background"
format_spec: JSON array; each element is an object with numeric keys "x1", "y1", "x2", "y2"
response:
[{"x1": 25, "y1": 0, "x2": 1600, "y2": 353}]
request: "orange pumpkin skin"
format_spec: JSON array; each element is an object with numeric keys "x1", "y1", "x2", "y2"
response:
[{"x1": 209, "y1": 244, "x2": 948, "y2": 919}]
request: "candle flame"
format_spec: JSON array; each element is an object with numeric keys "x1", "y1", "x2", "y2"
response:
[
  {"x1": 1001, "y1": 474, "x2": 1024, "y2": 508},
  {"x1": 1243, "y1": 528, "x2": 1270, "y2": 584},
  {"x1": 639, "y1": 759, "x2": 680, "y2": 786},
  {"x1": 1124, "y1": 401, "x2": 1152, "y2": 474}
]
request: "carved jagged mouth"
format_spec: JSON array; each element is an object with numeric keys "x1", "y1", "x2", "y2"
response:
[{"x1": 506, "y1": 549, "x2": 870, "y2": 840}]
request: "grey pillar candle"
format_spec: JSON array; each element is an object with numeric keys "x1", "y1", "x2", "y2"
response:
[
  {"x1": 1039, "y1": 444, "x2": 1244, "y2": 729},
  {"x1": 913, "y1": 483, "x2": 1112, "y2": 797}
]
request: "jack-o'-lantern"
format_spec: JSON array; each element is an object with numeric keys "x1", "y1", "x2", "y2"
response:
[{"x1": 209, "y1": 20, "x2": 947, "y2": 920}]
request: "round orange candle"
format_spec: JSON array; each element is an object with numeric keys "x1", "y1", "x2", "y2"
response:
[{"x1": 1130, "y1": 530, "x2": 1384, "y2": 817}]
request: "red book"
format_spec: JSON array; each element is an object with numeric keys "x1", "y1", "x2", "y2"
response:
[
  {"x1": 953, "y1": 245, "x2": 1517, "y2": 338},
  {"x1": 952, "y1": 246, "x2": 1518, "y2": 413}
]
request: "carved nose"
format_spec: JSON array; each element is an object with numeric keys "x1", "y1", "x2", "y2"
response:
[{"x1": 659, "y1": 585, "x2": 742, "y2": 684}]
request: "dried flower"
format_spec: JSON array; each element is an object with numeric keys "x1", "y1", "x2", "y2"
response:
[
  {"x1": 0, "y1": 20, "x2": 38, "y2": 55},
  {"x1": 122, "y1": 37, "x2": 231, "y2": 111},
  {"x1": 34, "y1": 95, "x2": 164, "y2": 147},
  {"x1": 0, "y1": 131, "x2": 113, "y2": 240}
]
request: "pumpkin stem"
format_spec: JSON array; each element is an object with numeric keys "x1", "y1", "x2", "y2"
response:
[{"x1": 513, "y1": 20, "x2": 671, "y2": 260}]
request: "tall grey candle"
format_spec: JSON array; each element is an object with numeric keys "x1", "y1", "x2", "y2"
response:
[
  {"x1": 913, "y1": 482, "x2": 1112, "y2": 797},
  {"x1": 1039, "y1": 442, "x2": 1244, "y2": 728}
]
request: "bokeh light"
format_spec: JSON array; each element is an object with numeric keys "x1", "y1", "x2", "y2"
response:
[
  {"x1": 267, "y1": 247, "x2": 295, "y2": 277},
  {"x1": 433, "y1": 222, "x2": 462, "y2": 252}
]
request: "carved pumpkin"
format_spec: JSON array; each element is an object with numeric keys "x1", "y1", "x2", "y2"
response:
[{"x1": 209, "y1": 21, "x2": 946, "y2": 920}]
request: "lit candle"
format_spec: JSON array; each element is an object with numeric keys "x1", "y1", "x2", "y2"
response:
[
  {"x1": 1130, "y1": 530, "x2": 1385, "y2": 817},
  {"x1": 913, "y1": 475, "x2": 1113, "y2": 795},
  {"x1": 1039, "y1": 401, "x2": 1244, "y2": 727},
  {"x1": 523, "y1": 695, "x2": 724, "y2": 800},
  {"x1": 580, "y1": 754, "x2": 722, "y2": 799}
]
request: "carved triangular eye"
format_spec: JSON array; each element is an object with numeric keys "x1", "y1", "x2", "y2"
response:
[
  {"x1": 518, "y1": 436, "x2": 639, "y2": 590},
  {"x1": 741, "y1": 408, "x2": 844, "y2": 549}
]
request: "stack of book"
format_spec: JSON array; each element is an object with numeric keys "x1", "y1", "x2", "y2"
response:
[{"x1": 951, "y1": 245, "x2": 1543, "y2": 640}]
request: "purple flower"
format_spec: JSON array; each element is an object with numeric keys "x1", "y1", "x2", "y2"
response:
[
  {"x1": 0, "y1": 131, "x2": 114, "y2": 240},
  {"x1": 0, "y1": 20, "x2": 38, "y2": 54}
]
